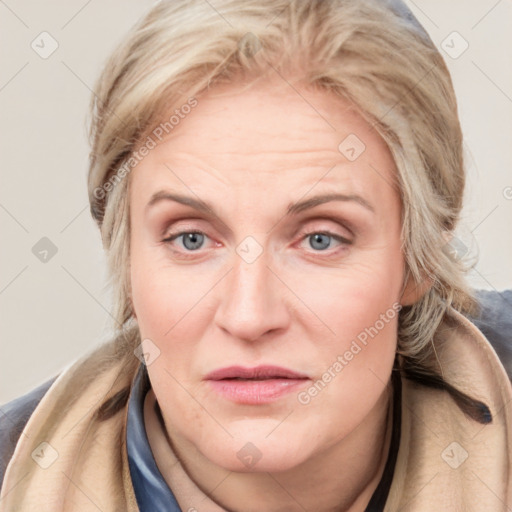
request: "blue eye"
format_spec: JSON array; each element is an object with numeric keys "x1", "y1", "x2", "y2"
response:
[
  {"x1": 308, "y1": 233, "x2": 332, "y2": 250},
  {"x1": 303, "y1": 231, "x2": 351, "y2": 252},
  {"x1": 164, "y1": 231, "x2": 206, "y2": 251}
]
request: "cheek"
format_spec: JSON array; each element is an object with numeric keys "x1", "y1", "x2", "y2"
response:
[
  {"x1": 284, "y1": 239, "x2": 403, "y2": 398},
  {"x1": 285, "y1": 243, "x2": 404, "y2": 342},
  {"x1": 130, "y1": 245, "x2": 170, "y2": 336},
  {"x1": 129, "y1": 240, "x2": 223, "y2": 387},
  {"x1": 130, "y1": 242, "x2": 204, "y2": 338},
  {"x1": 294, "y1": 283, "x2": 399, "y2": 442}
]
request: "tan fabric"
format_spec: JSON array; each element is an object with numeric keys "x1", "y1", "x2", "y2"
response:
[
  {"x1": 385, "y1": 310, "x2": 512, "y2": 511},
  {"x1": 1, "y1": 308, "x2": 511, "y2": 511},
  {"x1": 0, "y1": 344, "x2": 140, "y2": 511}
]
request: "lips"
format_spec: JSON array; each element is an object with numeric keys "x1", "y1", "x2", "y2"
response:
[
  {"x1": 205, "y1": 365, "x2": 309, "y2": 381},
  {"x1": 205, "y1": 365, "x2": 310, "y2": 405}
]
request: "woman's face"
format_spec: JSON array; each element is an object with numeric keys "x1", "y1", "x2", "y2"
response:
[{"x1": 130, "y1": 77, "x2": 409, "y2": 472}]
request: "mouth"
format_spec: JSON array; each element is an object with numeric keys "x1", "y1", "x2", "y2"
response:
[
  {"x1": 205, "y1": 365, "x2": 309, "y2": 381},
  {"x1": 205, "y1": 365, "x2": 310, "y2": 404}
]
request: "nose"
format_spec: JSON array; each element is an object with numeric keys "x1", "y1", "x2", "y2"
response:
[{"x1": 213, "y1": 246, "x2": 290, "y2": 343}]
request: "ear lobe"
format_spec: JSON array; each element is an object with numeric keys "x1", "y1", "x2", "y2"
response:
[{"x1": 400, "y1": 270, "x2": 433, "y2": 306}]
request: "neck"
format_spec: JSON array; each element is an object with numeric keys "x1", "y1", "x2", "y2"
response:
[{"x1": 144, "y1": 381, "x2": 394, "y2": 512}]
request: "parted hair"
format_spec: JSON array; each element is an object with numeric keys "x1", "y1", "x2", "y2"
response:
[{"x1": 86, "y1": 0, "x2": 487, "y2": 421}]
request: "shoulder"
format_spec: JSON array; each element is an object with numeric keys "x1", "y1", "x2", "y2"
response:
[
  {"x1": 0, "y1": 375, "x2": 59, "y2": 491},
  {"x1": 466, "y1": 289, "x2": 512, "y2": 381}
]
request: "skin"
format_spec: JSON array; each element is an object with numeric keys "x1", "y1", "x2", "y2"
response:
[{"x1": 129, "y1": 75, "x2": 425, "y2": 512}]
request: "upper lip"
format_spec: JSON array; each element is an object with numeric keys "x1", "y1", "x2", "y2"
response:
[{"x1": 205, "y1": 365, "x2": 309, "y2": 380}]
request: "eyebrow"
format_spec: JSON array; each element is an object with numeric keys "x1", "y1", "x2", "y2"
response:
[{"x1": 146, "y1": 190, "x2": 375, "y2": 217}]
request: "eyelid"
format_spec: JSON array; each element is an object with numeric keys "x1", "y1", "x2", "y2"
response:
[
  {"x1": 152, "y1": 208, "x2": 230, "y2": 241},
  {"x1": 295, "y1": 214, "x2": 357, "y2": 238},
  {"x1": 299, "y1": 228, "x2": 353, "y2": 244},
  {"x1": 162, "y1": 227, "x2": 204, "y2": 240},
  {"x1": 160, "y1": 219, "x2": 210, "y2": 240}
]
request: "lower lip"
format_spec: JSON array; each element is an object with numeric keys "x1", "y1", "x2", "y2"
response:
[{"x1": 208, "y1": 378, "x2": 309, "y2": 404}]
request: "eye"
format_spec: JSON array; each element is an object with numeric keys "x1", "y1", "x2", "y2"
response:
[
  {"x1": 163, "y1": 230, "x2": 210, "y2": 252},
  {"x1": 300, "y1": 230, "x2": 352, "y2": 252}
]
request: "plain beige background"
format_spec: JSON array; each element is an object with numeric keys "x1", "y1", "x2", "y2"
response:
[{"x1": 1, "y1": 0, "x2": 511, "y2": 404}]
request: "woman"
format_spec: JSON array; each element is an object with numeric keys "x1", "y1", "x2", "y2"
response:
[{"x1": 1, "y1": 0, "x2": 511, "y2": 510}]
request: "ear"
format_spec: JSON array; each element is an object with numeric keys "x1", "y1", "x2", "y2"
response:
[{"x1": 399, "y1": 269, "x2": 433, "y2": 306}]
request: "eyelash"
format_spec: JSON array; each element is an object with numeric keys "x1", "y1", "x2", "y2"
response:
[{"x1": 161, "y1": 228, "x2": 352, "y2": 259}]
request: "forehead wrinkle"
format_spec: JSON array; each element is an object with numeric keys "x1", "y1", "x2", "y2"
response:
[{"x1": 156, "y1": 149, "x2": 346, "y2": 180}]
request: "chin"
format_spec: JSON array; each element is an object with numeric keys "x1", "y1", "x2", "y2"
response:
[{"x1": 197, "y1": 426, "x2": 316, "y2": 473}]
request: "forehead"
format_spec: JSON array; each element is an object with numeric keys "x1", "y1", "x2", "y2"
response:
[{"x1": 130, "y1": 78, "x2": 399, "y2": 211}]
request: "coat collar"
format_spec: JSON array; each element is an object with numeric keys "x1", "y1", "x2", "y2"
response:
[{"x1": 384, "y1": 309, "x2": 512, "y2": 510}]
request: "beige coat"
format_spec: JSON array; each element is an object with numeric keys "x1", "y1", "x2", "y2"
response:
[{"x1": 1, "y1": 308, "x2": 511, "y2": 511}]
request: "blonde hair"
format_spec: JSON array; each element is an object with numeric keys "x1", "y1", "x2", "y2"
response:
[{"x1": 87, "y1": 0, "x2": 480, "y2": 395}]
